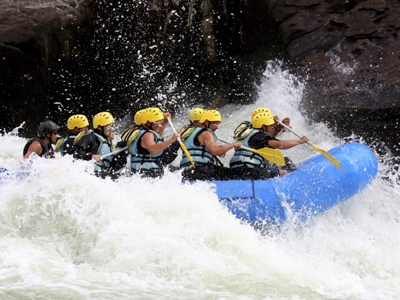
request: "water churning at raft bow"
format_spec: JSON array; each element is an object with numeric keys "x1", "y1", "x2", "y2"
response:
[{"x1": 1, "y1": 64, "x2": 400, "y2": 299}]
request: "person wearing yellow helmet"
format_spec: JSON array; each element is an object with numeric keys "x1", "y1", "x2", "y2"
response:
[
  {"x1": 189, "y1": 108, "x2": 205, "y2": 128},
  {"x1": 229, "y1": 110, "x2": 310, "y2": 179},
  {"x1": 73, "y1": 112, "x2": 127, "y2": 178},
  {"x1": 180, "y1": 109, "x2": 242, "y2": 181},
  {"x1": 250, "y1": 107, "x2": 291, "y2": 137},
  {"x1": 179, "y1": 107, "x2": 205, "y2": 141},
  {"x1": 59, "y1": 114, "x2": 89, "y2": 156},
  {"x1": 119, "y1": 109, "x2": 146, "y2": 149},
  {"x1": 129, "y1": 107, "x2": 181, "y2": 177},
  {"x1": 23, "y1": 121, "x2": 60, "y2": 159}
]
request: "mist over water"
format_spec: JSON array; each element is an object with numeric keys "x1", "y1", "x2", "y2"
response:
[{"x1": 1, "y1": 63, "x2": 400, "y2": 299}]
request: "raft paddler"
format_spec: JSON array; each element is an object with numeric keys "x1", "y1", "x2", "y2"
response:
[
  {"x1": 57, "y1": 114, "x2": 89, "y2": 156},
  {"x1": 230, "y1": 109, "x2": 310, "y2": 178},
  {"x1": 23, "y1": 121, "x2": 60, "y2": 160},
  {"x1": 72, "y1": 112, "x2": 127, "y2": 178},
  {"x1": 251, "y1": 107, "x2": 291, "y2": 137},
  {"x1": 129, "y1": 107, "x2": 180, "y2": 178},
  {"x1": 180, "y1": 110, "x2": 242, "y2": 181},
  {"x1": 179, "y1": 107, "x2": 205, "y2": 141},
  {"x1": 118, "y1": 109, "x2": 146, "y2": 149}
]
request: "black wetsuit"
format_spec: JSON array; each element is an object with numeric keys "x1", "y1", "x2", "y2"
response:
[
  {"x1": 61, "y1": 134, "x2": 76, "y2": 156},
  {"x1": 23, "y1": 138, "x2": 55, "y2": 158},
  {"x1": 73, "y1": 130, "x2": 127, "y2": 178}
]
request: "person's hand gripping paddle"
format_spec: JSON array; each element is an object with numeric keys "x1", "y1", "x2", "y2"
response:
[{"x1": 276, "y1": 120, "x2": 343, "y2": 171}]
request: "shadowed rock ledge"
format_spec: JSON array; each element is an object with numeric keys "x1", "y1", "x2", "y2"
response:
[
  {"x1": 266, "y1": 0, "x2": 400, "y2": 155},
  {"x1": 1, "y1": 0, "x2": 399, "y2": 157}
]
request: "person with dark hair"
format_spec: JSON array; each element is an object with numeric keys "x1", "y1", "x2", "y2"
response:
[
  {"x1": 73, "y1": 112, "x2": 127, "y2": 178},
  {"x1": 23, "y1": 121, "x2": 60, "y2": 159},
  {"x1": 180, "y1": 110, "x2": 242, "y2": 181},
  {"x1": 230, "y1": 108, "x2": 309, "y2": 179},
  {"x1": 128, "y1": 107, "x2": 180, "y2": 178},
  {"x1": 58, "y1": 114, "x2": 89, "y2": 156}
]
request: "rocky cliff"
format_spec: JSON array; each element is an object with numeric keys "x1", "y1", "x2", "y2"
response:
[{"x1": 1, "y1": 0, "x2": 399, "y2": 156}]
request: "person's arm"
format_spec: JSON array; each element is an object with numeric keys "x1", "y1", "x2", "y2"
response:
[
  {"x1": 23, "y1": 141, "x2": 42, "y2": 159},
  {"x1": 73, "y1": 134, "x2": 102, "y2": 162},
  {"x1": 268, "y1": 136, "x2": 309, "y2": 149},
  {"x1": 141, "y1": 131, "x2": 180, "y2": 155},
  {"x1": 198, "y1": 131, "x2": 242, "y2": 156}
]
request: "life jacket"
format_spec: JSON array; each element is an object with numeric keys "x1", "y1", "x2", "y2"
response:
[
  {"x1": 93, "y1": 133, "x2": 113, "y2": 172},
  {"x1": 23, "y1": 138, "x2": 55, "y2": 158},
  {"x1": 60, "y1": 134, "x2": 76, "y2": 156},
  {"x1": 233, "y1": 121, "x2": 253, "y2": 140},
  {"x1": 180, "y1": 128, "x2": 218, "y2": 168},
  {"x1": 180, "y1": 125, "x2": 196, "y2": 140},
  {"x1": 230, "y1": 130, "x2": 270, "y2": 169},
  {"x1": 129, "y1": 129, "x2": 164, "y2": 173}
]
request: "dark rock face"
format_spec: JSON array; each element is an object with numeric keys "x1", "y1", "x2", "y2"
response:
[
  {"x1": 1, "y1": 0, "x2": 281, "y2": 137},
  {"x1": 1, "y1": 0, "x2": 400, "y2": 157},
  {"x1": 0, "y1": 0, "x2": 104, "y2": 136},
  {"x1": 268, "y1": 0, "x2": 400, "y2": 155}
]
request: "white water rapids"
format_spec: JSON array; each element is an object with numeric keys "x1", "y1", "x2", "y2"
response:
[{"x1": 1, "y1": 62, "x2": 400, "y2": 299}]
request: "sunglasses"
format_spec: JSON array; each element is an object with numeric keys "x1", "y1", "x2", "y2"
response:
[{"x1": 53, "y1": 131, "x2": 58, "y2": 135}]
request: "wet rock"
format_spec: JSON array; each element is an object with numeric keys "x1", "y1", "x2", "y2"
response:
[
  {"x1": 0, "y1": 0, "x2": 102, "y2": 135},
  {"x1": 268, "y1": 0, "x2": 400, "y2": 155}
]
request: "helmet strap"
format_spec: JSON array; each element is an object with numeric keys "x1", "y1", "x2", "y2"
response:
[{"x1": 143, "y1": 122, "x2": 152, "y2": 130}]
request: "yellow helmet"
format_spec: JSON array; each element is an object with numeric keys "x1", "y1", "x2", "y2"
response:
[
  {"x1": 189, "y1": 108, "x2": 205, "y2": 122},
  {"x1": 93, "y1": 112, "x2": 115, "y2": 129},
  {"x1": 200, "y1": 110, "x2": 222, "y2": 123},
  {"x1": 67, "y1": 114, "x2": 89, "y2": 130},
  {"x1": 251, "y1": 107, "x2": 273, "y2": 119},
  {"x1": 141, "y1": 107, "x2": 164, "y2": 124},
  {"x1": 134, "y1": 109, "x2": 145, "y2": 125},
  {"x1": 252, "y1": 112, "x2": 275, "y2": 128}
]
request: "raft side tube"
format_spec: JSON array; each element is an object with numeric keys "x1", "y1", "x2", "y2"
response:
[{"x1": 216, "y1": 143, "x2": 378, "y2": 225}]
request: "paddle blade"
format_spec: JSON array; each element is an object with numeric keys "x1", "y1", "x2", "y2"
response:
[
  {"x1": 250, "y1": 148, "x2": 286, "y2": 166},
  {"x1": 312, "y1": 144, "x2": 343, "y2": 171},
  {"x1": 179, "y1": 141, "x2": 195, "y2": 168}
]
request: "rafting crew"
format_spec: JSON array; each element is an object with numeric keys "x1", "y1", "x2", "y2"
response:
[
  {"x1": 230, "y1": 108, "x2": 310, "y2": 179},
  {"x1": 180, "y1": 109, "x2": 242, "y2": 181},
  {"x1": 72, "y1": 112, "x2": 127, "y2": 178},
  {"x1": 57, "y1": 114, "x2": 90, "y2": 156},
  {"x1": 129, "y1": 107, "x2": 180, "y2": 178},
  {"x1": 117, "y1": 109, "x2": 146, "y2": 150},
  {"x1": 23, "y1": 121, "x2": 60, "y2": 160}
]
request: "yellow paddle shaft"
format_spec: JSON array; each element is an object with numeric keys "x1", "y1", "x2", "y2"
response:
[
  {"x1": 167, "y1": 118, "x2": 195, "y2": 168},
  {"x1": 276, "y1": 121, "x2": 343, "y2": 171}
]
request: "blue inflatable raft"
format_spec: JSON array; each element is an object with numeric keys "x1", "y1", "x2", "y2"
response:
[{"x1": 214, "y1": 143, "x2": 378, "y2": 225}]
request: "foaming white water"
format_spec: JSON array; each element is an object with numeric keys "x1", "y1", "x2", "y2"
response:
[{"x1": 1, "y1": 62, "x2": 400, "y2": 299}]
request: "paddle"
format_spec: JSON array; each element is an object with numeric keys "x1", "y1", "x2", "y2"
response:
[
  {"x1": 276, "y1": 120, "x2": 343, "y2": 171},
  {"x1": 101, "y1": 146, "x2": 128, "y2": 160},
  {"x1": 218, "y1": 138, "x2": 286, "y2": 166},
  {"x1": 167, "y1": 118, "x2": 196, "y2": 168}
]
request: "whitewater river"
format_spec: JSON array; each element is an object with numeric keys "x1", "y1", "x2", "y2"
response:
[{"x1": 1, "y1": 62, "x2": 399, "y2": 299}]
